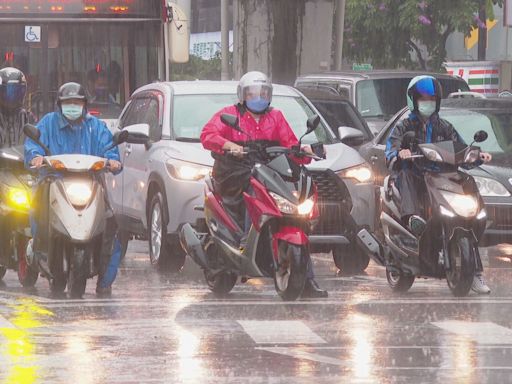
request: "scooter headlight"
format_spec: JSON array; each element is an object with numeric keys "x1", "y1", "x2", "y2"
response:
[
  {"x1": 422, "y1": 147, "x2": 443, "y2": 162},
  {"x1": 440, "y1": 190, "x2": 478, "y2": 218},
  {"x1": 298, "y1": 198, "x2": 315, "y2": 215},
  {"x1": 269, "y1": 192, "x2": 315, "y2": 216},
  {"x1": 65, "y1": 182, "x2": 93, "y2": 208},
  {"x1": 6, "y1": 187, "x2": 30, "y2": 210}
]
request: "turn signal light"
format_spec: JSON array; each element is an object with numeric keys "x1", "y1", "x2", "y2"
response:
[
  {"x1": 50, "y1": 160, "x2": 66, "y2": 171},
  {"x1": 90, "y1": 161, "x2": 106, "y2": 172}
]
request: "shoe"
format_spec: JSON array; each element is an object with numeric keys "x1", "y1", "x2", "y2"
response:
[
  {"x1": 471, "y1": 273, "x2": 491, "y2": 294},
  {"x1": 96, "y1": 285, "x2": 112, "y2": 297},
  {"x1": 301, "y1": 278, "x2": 328, "y2": 298},
  {"x1": 408, "y1": 215, "x2": 426, "y2": 237}
]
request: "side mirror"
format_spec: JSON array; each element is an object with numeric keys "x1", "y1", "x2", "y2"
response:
[
  {"x1": 123, "y1": 123, "x2": 151, "y2": 146},
  {"x1": 306, "y1": 115, "x2": 321, "y2": 134},
  {"x1": 474, "y1": 130, "x2": 488, "y2": 143},
  {"x1": 113, "y1": 130, "x2": 129, "y2": 146},
  {"x1": 23, "y1": 124, "x2": 51, "y2": 156},
  {"x1": 220, "y1": 114, "x2": 239, "y2": 129},
  {"x1": 337, "y1": 126, "x2": 365, "y2": 146}
]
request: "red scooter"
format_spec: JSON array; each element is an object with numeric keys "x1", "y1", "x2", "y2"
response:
[{"x1": 180, "y1": 114, "x2": 324, "y2": 300}]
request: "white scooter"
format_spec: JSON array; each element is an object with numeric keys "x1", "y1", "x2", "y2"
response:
[{"x1": 23, "y1": 124, "x2": 128, "y2": 298}]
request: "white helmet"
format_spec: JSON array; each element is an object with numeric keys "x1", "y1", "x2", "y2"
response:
[{"x1": 237, "y1": 71, "x2": 273, "y2": 114}]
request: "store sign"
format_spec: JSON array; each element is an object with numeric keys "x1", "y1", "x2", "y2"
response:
[{"x1": 24, "y1": 26, "x2": 41, "y2": 43}]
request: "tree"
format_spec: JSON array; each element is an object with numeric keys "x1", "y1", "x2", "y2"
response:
[{"x1": 344, "y1": 0, "x2": 503, "y2": 71}]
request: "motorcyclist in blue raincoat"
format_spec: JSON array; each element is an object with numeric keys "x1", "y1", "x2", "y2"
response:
[{"x1": 25, "y1": 82, "x2": 122, "y2": 296}]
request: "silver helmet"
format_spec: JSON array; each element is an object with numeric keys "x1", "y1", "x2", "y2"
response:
[{"x1": 237, "y1": 71, "x2": 273, "y2": 114}]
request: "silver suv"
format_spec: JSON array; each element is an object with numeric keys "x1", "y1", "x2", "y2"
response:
[{"x1": 111, "y1": 81, "x2": 376, "y2": 273}]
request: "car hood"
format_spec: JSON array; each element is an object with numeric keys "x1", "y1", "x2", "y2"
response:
[
  {"x1": 307, "y1": 142, "x2": 366, "y2": 171},
  {"x1": 468, "y1": 154, "x2": 512, "y2": 191},
  {"x1": 165, "y1": 141, "x2": 214, "y2": 166}
]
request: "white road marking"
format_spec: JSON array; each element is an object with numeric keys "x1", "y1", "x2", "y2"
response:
[
  {"x1": 432, "y1": 321, "x2": 512, "y2": 344},
  {"x1": 257, "y1": 347, "x2": 345, "y2": 365},
  {"x1": 0, "y1": 314, "x2": 16, "y2": 329},
  {"x1": 238, "y1": 320, "x2": 326, "y2": 344}
]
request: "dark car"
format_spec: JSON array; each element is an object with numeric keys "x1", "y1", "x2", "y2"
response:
[
  {"x1": 295, "y1": 70, "x2": 470, "y2": 134},
  {"x1": 360, "y1": 98, "x2": 512, "y2": 246}
]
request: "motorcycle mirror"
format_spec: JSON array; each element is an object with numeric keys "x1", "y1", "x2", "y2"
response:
[
  {"x1": 113, "y1": 130, "x2": 129, "y2": 146},
  {"x1": 220, "y1": 114, "x2": 240, "y2": 130},
  {"x1": 473, "y1": 130, "x2": 488, "y2": 143},
  {"x1": 23, "y1": 124, "x2": 51, "y2": 156},
  {"x1": 306, "y1": 115, "x2": 320, "y2": 134}
]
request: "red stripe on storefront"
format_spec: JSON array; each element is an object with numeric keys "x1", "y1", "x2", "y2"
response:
[
  {"x1": 468, "y1": 69, "x2": 499, "y2": 75},
  {"x1": 470, "y1": 88, "x2": 499, "y2": 93}
]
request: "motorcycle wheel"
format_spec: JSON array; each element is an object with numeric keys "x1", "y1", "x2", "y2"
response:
[
  {"x1": 274, "y1": 242, "x2": 308, "y2": 301},
  {"x1": 49, "y1": 239, "x2": 67, "y2": 295},
  {"x1": 333, "y1": 244, "x2": 370, "y2": 275},
  {"x1": 386, "y1": 266, "x2": 415, "y2": 292},
  {"x1": 204, "y1": 270, "x2": 237, "y2": 296},
  {"x1": 68, "y1": 245, "x2": 88, "y2": 299},
  {"x1": 0, "y1": 266, "x2": 6, "y2": 280},
  {"x1": 17, "y1": 236, "x2": 38, "y2": 287},
  {"x1": 446, "y1": 235, "x2": 475, "y2": 297},
  {"x1": 148, "y1": 192, "x2": 186, "y2": 273},
  {"x1": 118, "y1": 230, "x2": 130, "y2": 260}
]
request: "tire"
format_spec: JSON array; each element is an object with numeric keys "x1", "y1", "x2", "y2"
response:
[
  {"x1": 274, "y1": 242, "x2": 309, "y2": 301},
  {"x1": 148, "y1": 191, "x2": 186, "y2": 273},
  {"x1": 333, "y1": 244, "x2": 370, "y2": 275},
  {"x1": 118, "y1": 230, "x2": 130, "y2": 260},
  {"x1": 49, "y1": 238, "x2": 67, "y2": 295},
  {"x1": 204, "y1": 270, "x2": 237, "y2": 296},
  {"x1": 17, "y1": 236, "x2": 38, "y2": 287},
  {"x1": 68, "y1": 245, "x2": 88, "y2": 299},
  {"x1": 0, "y1": 266, "x2": 6, "y2": 280},
  {"x1": 446, "y1": 235, "x2": 475, "y2": 297},
  {"x1": 386, "y1": 266, "x2": 415, "y2": 292}
]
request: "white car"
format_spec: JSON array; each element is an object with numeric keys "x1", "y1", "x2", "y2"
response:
[{"x1": 110, "y1": 81, "x2": 376, "y2": 273}]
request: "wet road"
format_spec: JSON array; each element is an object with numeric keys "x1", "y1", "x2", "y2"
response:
[{"x1": 1, "y1": 242, "x2": 512, "y2": 383}]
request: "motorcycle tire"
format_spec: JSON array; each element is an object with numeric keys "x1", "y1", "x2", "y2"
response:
[
  {"x1": 386, "y1": 266, "x2": 415, "y2": 292},
  {"x1": 118, "y1": 230, "x2": 130, "y2": 260},
  {"x1": 446, "y1": 235, "x2": 475, "y2": 297},
  {"x1": 0, "y1": 266, "x2": 6, "y2": 280},
  {"x1": 148, "y1": 192, "x2": 186, "y2": 273},
  {"x1": 333, "y1": 244, "x2": 370, "y2": 275},
  {"x1": 17, "y1": 236, "x2": 38, "y2": 287},
  {"x1": 49, "y1": 239, "x2": 67, "y2": 295},
  {"x1": 68, "y1": 245, "x2": 88, "y2": 299},
  {"x1": 204, "y1": 270, "x2": 237, "y2": 296},
  {"x1": 274, "y1": 242, "x2": 308, "y2": 301}
]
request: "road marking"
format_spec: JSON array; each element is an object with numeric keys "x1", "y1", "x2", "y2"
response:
[
  {"x1": 257, "y1": 347, "x2": 344, "y2": 365},
  {"x1": 432, "y1": 321, "x2": 512, "y2": 344},
  {"x1": 238, "y1": 320, "x2": 326, "y2": 344},
  {"x1": 0, "y1": 314, "x2": 16, "y2": 329}
]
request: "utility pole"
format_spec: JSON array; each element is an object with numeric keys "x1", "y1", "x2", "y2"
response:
[
  {"x1": 334, "y1": 0, "x2": 346, "y2": 71},
  {"x1": 478, "y1": 0, "x2": 487, "y2": 60},
  {"x1": 221, "y1": 0, "x2": 230, "y2": 80}
]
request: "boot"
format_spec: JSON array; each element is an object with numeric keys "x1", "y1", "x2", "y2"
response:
[{"x1": 301, "y1": 278, "x2": 328, "y2": 298}]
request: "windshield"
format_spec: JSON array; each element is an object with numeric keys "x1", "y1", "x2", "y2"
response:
[
  {"x1": 357, "y1": 78, "x2": 469, "y2": 119},
  {"x1": 440, "y1": 108, "x2": 512, "y2": 154},
  {"x1": 172, "y1": 94, "x2": 332, "y2": 144}
]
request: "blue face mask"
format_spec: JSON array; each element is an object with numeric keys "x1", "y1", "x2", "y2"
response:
[
  {"x1": 246, "y1": 97, "x2": 270, "y2": 114},
  {"x1": 61, "y1": 104, "x2": 84, "y2": 121}
]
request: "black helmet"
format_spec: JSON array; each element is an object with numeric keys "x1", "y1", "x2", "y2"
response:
[
  {"x1": 57, "y1": 82, "x2": 87, "y2": 105},
  {"x1": 0, "y1": 67, "x2": 27, "y2": 110}
]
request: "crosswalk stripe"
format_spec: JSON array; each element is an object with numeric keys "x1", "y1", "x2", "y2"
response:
[
  {"x1": 432, "y1": 321, "x2": 512, "y2": 344},
  {"x1": 238, "y1": 320, "x2": 326, "y2": 344}
]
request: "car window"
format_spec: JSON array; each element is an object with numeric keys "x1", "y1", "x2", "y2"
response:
[
  {"x1": 172, "y1": 94, "x2": 333, "y2": 144},
  {"x1": 378, "y1": 111, "x2": 408, "y2": 145},
  {"x1": 144, "y1": 97, "x2": 161, "y2": 141},
  {"x1": 119, "y1": 97, "x2": 149, "y2": 128}
]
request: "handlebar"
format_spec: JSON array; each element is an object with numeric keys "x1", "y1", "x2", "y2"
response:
[{"x1": 226, "y1": 145, "x2": 323, "y2": 161}]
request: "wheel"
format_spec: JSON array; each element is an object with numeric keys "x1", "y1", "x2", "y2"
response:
[
  {"x1": 17, "y1": 236, "x2": 38, "y2": 287},
  {"x1": 118, "y1": 230, "x2": 130, "y2": 260},
  {"x1": 204, "y1": 270, "x2": 237, "y2": 296},
  {"x1": 386, "y1": 266, "x2": 415, "y2": 292},
  {"x1": 68, "y1": 245, "x2": 88, "y2": 299},
  {"x1": 333, "y1": 244, "x2": 370, "y2": 275},
  {"x1": 49, "y1": 238, "x2": 67, "y2": 295},
  {"x1": 446, "y1": 235, "x2": 475, "y2": 297},
  {"x1": 274, "y1": 242, "x2": 309, "y2": 301},
  {"x1": 148, "y1": 191, "x2": 186, "y2": 273},
  {"x1": 0, "y1": 266, "x2": 6, "y2": 280}
]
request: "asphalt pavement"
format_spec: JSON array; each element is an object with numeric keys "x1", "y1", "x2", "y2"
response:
[{"x1": 1, "y1": 241, "x2": 512, "y2": 383}]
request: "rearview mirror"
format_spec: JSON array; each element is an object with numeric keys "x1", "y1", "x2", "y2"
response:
[
  {"x1": 474, "y1": 130, "x2": 488, "y2": 143},
  {"x1": 220, "y1": 114, "x2": 239, "y2": 129},
  {"x1": 306, "y1": 115, "x2": 321, "y2": 135},
  {"x1": 337, "y1": 126, "x2": 364, "y2": 146},
  {"x1": 123, "y1": 124, "x2": 151, "y2": 146}
]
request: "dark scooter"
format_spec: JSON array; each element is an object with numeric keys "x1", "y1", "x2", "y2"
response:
[{"x1": 380, "y1": 130, "x2": 489, "y2": 296}]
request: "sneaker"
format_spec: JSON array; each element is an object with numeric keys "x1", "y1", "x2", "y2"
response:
[
  {"x1": 408, "y1": 215, "x2": 426, "y2": 237},
  {"x1": 471, "y1": 273, "x2": 491, "y2": 294}
]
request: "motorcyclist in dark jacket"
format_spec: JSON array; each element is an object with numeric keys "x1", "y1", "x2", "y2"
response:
[{"x1": 385, "y1": 75, "x2": 492, "y2": 294}]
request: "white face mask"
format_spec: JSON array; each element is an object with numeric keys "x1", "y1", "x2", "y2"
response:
[{"x1": 417, "y1": 100, "x2": 436, "y2": 118}]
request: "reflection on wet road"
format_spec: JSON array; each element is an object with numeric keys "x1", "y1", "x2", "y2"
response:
[{"x1": 1, "y1": 242, "x2": 512, "y2": 383}]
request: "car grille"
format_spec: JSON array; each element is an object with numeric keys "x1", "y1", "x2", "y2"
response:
[
  {"x1": 487, "y1": 206, "x2": 512, "y2": 230},
  {"x1": 308, "y1": 170, "x2": 352, "y2": 235}
]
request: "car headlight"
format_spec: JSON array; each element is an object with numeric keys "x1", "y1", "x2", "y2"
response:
[
  {"x1": 337, "y1": 164, "x2": 373, "y2": 183},
  {"x1": 6, "y1": 187, "x2": 30, "y2": 210},
  {"x1": 422, "y1": 147, "x2": 443, "y2": 162},
  {"x1": 167, "y1": 162, "x2": 211, "y2": 181},
  {"x1": 440, "y1": 190, "x2": 479, "y2": 218},
  {"x1": 473, "y1": 176, "x2": 511, "y2": 197},
  {"x1": 65, "y1": 182, "x2": 93, "y2": 207},
  {"x1": 269, "y1": 192, "x2": 315, "y2": 215}
]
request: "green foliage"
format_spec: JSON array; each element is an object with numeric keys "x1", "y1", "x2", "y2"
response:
[
  {"x1": 171, "y1": 52, "x2": 233, "y2": 81},
  {"x1": 344, "y1": 0, "x2": 503, "y2": 71}
]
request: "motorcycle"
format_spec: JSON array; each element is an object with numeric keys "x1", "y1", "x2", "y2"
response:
[
  {"x1": 0, "y1": 145, "x2": 39, "y2": 287},
  {"x1": 380, "y1": 130, "x2": 489, "y2": 296},
  {"x1": 23, "y1": 124, "x2": 128, "y2": 298},
  {"x1": 180, "y1": 114, "x2": 327, "y2": 301}
]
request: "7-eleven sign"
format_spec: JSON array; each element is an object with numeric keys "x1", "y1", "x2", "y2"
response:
[{"x1": 447, "y1": 66, "x2": 499, "y2": 96}]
